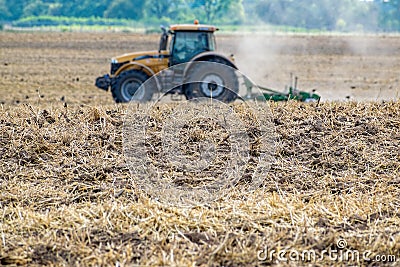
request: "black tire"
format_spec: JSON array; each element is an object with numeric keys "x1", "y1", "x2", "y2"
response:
[
  {"x1": 111, "y1": 70, "x2": 153, "y2": 103},
  {"x1": 185, "y1": 61, "x2": 239, "y2": 103}
]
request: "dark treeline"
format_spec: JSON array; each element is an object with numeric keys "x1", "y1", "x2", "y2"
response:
[{"x1": 1, "y1": 0, "x2": 400, "y2": 31}]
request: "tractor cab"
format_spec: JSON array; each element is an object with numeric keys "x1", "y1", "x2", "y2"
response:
[
  {"x1": 159, "y1": 22, "x2": 218, "y2": 66},
  {"x1": 96, "y1": 21, "x2": 239, "y2": 103}
]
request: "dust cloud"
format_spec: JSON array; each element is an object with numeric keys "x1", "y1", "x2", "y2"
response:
[{"x1": 219, "y1": 34, "x2": 399, "y2": 101}]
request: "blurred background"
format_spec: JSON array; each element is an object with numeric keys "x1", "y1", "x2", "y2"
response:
[{"x1": 1, "y1": 0, "x2": 400, "y2": 33}]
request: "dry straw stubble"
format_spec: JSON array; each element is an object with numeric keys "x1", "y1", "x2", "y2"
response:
[{"x1": 0, "y1": 100, "x2": 399, "y2": 266}]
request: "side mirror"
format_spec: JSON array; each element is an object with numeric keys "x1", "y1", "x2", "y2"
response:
[
  {"x1": 159, "y1": 25, "x2": 168, "y2": 53},
  {"x1": 161, "y1": 25, "x2": 167, "y2": 34}
]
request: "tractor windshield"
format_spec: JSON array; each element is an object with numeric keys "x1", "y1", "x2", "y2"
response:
[{"x1": 170, "y1": 31, "x2": 216, "y2": 66}]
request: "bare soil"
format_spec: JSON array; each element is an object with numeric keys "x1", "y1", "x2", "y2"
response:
[{"x1": 1, "y1": 32, "x2": 399, "y2": 105}]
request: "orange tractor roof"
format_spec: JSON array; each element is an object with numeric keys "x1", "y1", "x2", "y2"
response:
[{"x1": 169, "y1": 23, "x2": 219, "y2": 32}]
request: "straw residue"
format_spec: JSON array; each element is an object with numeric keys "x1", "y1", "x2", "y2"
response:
[{"x1": 0, "y1": 101, "x2": 399, "y2": 266}]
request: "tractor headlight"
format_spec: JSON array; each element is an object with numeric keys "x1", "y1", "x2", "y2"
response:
[{"x1": 111, "y1": 58, "x2": 118, "y2": 64}]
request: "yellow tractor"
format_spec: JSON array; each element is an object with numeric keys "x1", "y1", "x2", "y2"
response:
[{"x1": 95, "y1": 21, "x2": 239, "y2": 103}]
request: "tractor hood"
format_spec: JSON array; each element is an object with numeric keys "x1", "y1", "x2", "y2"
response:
[{"x1": 112, "y1": 50, "x2": 169, "y2": 63}]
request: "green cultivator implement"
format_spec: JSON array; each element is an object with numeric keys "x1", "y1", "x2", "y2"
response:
[{"x1": 244, "y1": 75, "x2": 321, "y2": 103}]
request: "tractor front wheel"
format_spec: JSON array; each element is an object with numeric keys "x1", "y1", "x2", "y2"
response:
[{"x1": 111, "y1": 70, "x2": 153, "y2": 103}]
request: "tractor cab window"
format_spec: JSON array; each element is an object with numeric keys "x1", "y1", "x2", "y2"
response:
[
  {"x1": 170, "y1": 31, "x2": 215, "y2": 66},
  {"x1": 208, "y1": 33, "x2": 216, "y2": 51}
]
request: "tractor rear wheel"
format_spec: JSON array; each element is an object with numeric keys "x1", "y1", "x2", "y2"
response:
[
  {"x1": 111, "y1": 70, "x2": 153, "y2": 103},
  {"x1": 185, "y1": 62, "x2": 239, "y2": 103}
]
